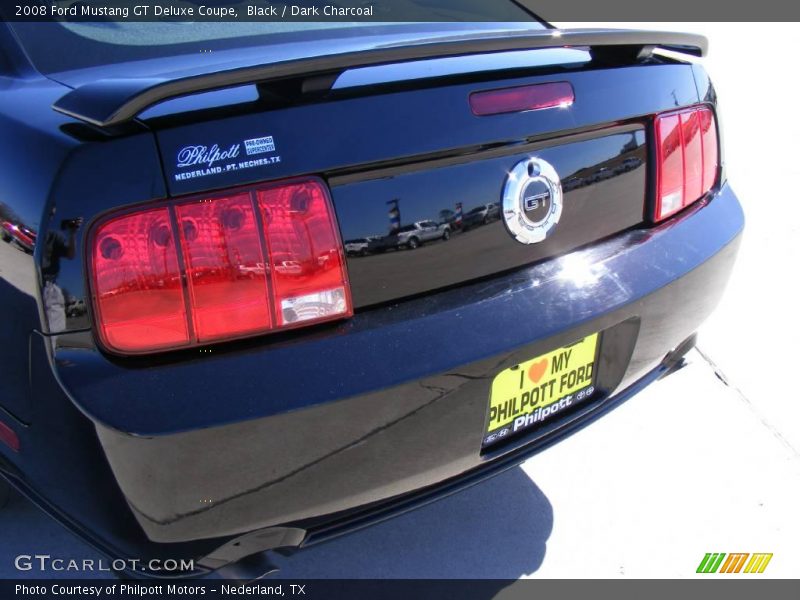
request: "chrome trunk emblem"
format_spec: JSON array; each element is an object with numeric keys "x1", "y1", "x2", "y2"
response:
[{"x1": 502, "y1": 157, "x2": 563, "y2": 244}]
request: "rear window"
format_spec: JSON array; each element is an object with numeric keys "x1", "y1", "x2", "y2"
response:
[{"x1": 8, "y1": 1, "x2": 540, "y2": 74}]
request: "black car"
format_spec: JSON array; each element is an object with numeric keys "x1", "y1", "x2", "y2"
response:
[{"x1": 0, "y1": 13, "x2": 742, "y2": 579}]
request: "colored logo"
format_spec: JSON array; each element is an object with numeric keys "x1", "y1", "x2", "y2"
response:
[
  {"x1": 527, "y1": 358, "x2": 548, "y2": 383},
  {"x1": 696, "y1": 553, "x2": 773, "y2": 574}
]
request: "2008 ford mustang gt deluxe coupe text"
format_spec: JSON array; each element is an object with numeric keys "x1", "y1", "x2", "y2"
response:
[{"x1": 0, "y1": 11, "x2": 743, "y2": 578}]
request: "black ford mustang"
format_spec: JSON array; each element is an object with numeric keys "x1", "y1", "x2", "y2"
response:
[{"x1": 0, "y1": 10, "x2": 742, "y2": 579}]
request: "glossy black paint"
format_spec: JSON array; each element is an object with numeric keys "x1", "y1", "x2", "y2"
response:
[
  {"x1": 37, "y1": 62, "x2": 701, "y2": 332},
  {"x1": 154, "y1": 63, "x2": 698, "y2": 197},
  {"x1": 48, "y1": 28, "x2": 706, "y2": 127},
  {"x1": 0, "y1": 23, "x2": 741, "y2": 574},
  {"x1": 336, "y1": 126, "x2": 646, "y2": 306},
  {"x1": 64, "y1": 185, "x2": 744, "y2": 546}
]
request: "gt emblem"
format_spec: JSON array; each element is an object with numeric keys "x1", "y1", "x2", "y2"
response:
[{"x1": 502, "y1": 157, "x2": 563, "y2": 244}]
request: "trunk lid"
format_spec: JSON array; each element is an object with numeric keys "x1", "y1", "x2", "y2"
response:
[{"x1": 151, "y1": 60, "x2": 699, "y2": 307}]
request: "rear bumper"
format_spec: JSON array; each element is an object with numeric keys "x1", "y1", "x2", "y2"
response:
[{"x1": 33, "y1": 183, "x2": 742, "y2": 562}]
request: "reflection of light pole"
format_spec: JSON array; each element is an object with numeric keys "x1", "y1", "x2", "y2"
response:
[
  {"x1": 387, "y1": 198, "x2": 401, "y2": 233},
  {"x1": 290, "y1": 199, "x2": 316, "y2": 272},
  {"x1": 162, "y1": 238, "x2": 168, "y2": 284},
  {"x1": 301, "y1": 219, "x2": 316, "y2": 271}
]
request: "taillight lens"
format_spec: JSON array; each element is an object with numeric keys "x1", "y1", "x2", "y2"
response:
[
  {"x1": 257, "y1": 181, "x2": 350, "y2": 327},
  {"x1": 699, "y1": 108, "x2": 718, "y2": 193},
  {"x1": 177, "y1": 193, "x2": 271, "y2": 342},
  {"x1": 0, "y1": 419, "x2": 20, "y2": 452},
  {"x1": 655, "y1": 114, "x2": 684, "y2": 219},
  {"x1": 89, "y1": 178, "x2": 352, "y2": 354},
  {"x1": 92, "y1": 208, "x2": 190, "y2": 352},
  {"x1": 654, "y1": 105, "x2": 718, "y2": 222}
]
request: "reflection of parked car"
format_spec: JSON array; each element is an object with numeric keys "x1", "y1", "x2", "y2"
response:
[
  {"x1": 588, "y1": 166, "x2": 614, "y2": 184},
  {"x1": 562, "y1": 176, "x2": 584, "y2": 191},
  {"x1": 345, "y1": 238, "x2": 370, "y2": 256},
  {"x1": 1, "y1": 220, "x2": 36, "y2": 253},
  {"x1": 274, "y1": 260, "x2": 303, "y2": 275},
  {"x1": 369, "y1": 220, "x2": 451, "y2": 251},
  {"x1": 237, "y1": 262, "x2": 267, "y2": 278},
  {"x1": 614, "y1": 156, "x2": 642, "y2": 175},
  {"x1": 620, "y1": 156, "x2": 643, "y2": 172},
  {"x1": 462, "y1": 203, "x2": 500, "y2": 229}
]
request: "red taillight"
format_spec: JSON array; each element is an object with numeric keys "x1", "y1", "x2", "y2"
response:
[
  {"x1": 177, "y1": 194, "x2": 271, "y2": 342},
  {"x1": 89, "y1": 178, "x2": 352, "y2": 354},
  {"x1": 655, "y1": 113, "x2": 684, "y2": 219},
  {"x1": 257, "y1": 181, "x2": 350, "y2": 327},
  {"x1": 654, "y1": 106, "x2": 718, "y2": 222},
  {"x1": 469, "y1": 82, "x2": 574, "y2": 116},
  {"x1": 0, "y1": 419, "x2": 20, "y2": 452},
  {"x1": 699, "y1": 108, "x2": 718, "y2": 193},
  {"x1": 92, "y1": 208, "x2": 190, "y2": 352},
  {"x1": 681, "y1": 110, "x2": 703, "y2": 203}
]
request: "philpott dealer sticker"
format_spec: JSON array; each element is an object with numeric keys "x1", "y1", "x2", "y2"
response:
[{"x1": 174, "y1": 135, "x2": 281, "y2": 182}]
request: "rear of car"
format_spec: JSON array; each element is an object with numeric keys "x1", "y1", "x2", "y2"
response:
[{"x1": 0, "y1": 14, "x2": 742, "y2": 576}]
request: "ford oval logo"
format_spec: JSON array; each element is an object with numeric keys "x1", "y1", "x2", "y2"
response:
[{"x1": 502, "y1": 157, "x2": 563, "y2": 244}]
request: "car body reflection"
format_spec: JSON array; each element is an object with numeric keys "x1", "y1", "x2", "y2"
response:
[
  {"x1": 462, "y1": 202, "x2": 501, "y2": 231},
  {"x1": 1, "y1": 219, "x2": 36, "y2": 254},
  {"x1": 344, "y1": 238, "x2": 370, "y2": 256},
  {"x1": 334, "y1": 129, "x2": 648, "y2": 309},
  {"x1": 367, "y1": 220, "x2": 451, "y2": 253}
]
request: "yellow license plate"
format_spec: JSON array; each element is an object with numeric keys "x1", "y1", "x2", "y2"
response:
[{"x1": 483, "y1": 333, "x2": 599, "y2": 446}]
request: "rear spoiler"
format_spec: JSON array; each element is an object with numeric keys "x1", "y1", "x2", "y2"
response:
[{"x1": 52, "y1": 28, "x2": 706, "y2": 129}]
